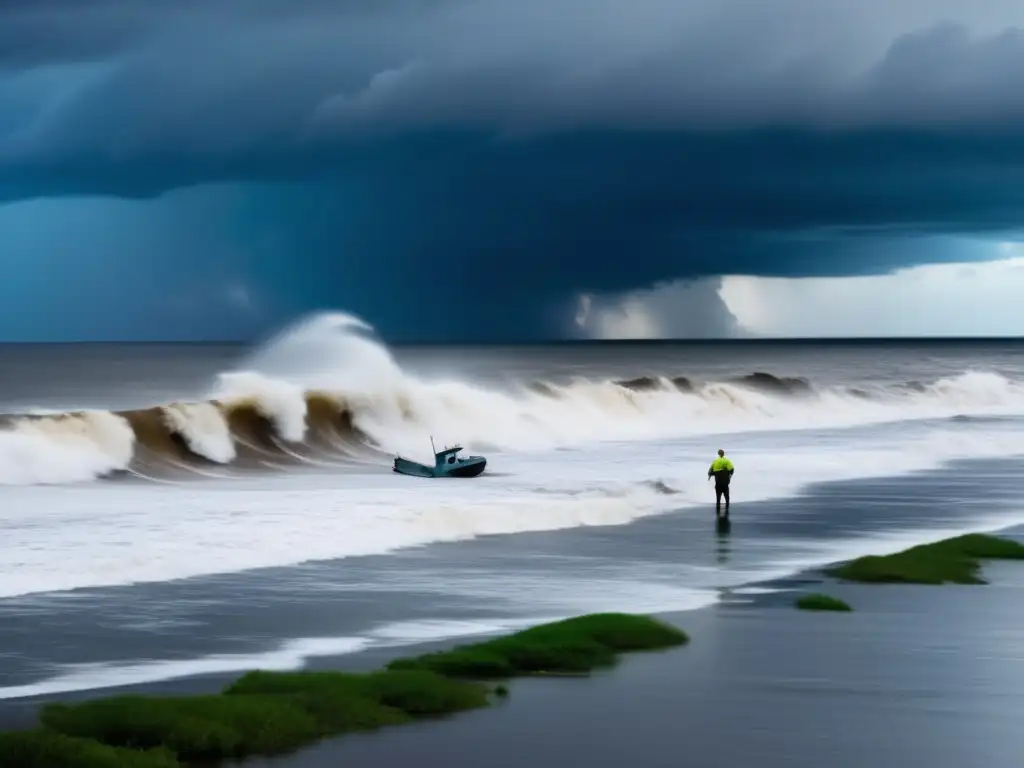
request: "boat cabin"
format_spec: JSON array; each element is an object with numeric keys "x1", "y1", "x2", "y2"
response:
[{"x1": 434, "y1": 445, "x2": 465, "y2": 468}]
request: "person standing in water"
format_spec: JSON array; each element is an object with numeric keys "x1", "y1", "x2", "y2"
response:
[{"x1": 708, "y1": 449, "x2": 735, "y2": 518}]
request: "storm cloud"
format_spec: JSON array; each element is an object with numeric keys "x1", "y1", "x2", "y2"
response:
[
  {"x1": 1, "y1": 0, "x2": 1024, "y2": 340},
  {"x1": 4, "y1": 1, "x2": 1024, "y2": 153}
]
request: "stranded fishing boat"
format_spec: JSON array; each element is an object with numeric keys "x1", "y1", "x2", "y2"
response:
[{"x1": 393, "y1": 438, "x2": 487, "y2": 478}]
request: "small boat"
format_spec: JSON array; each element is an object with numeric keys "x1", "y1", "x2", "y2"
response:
[{"x1": 393, "y1": 438, "x2": 487, "y2": 478}]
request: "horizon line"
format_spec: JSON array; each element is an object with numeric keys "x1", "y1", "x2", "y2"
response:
[{"x1": 1, "y1": 335, "x2": 1023, "y2": 347}]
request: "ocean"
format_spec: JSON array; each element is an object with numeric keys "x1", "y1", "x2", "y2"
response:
[{"x1": 2, "y1": 312, "x2": 1024, "y2": 706}]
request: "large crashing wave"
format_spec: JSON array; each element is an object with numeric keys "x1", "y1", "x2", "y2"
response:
[{"x1": 1, "y1": 311, "x2": 1023, "y2": 486}]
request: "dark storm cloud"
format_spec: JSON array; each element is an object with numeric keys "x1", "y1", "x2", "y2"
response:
[
  {"x1": 6, "y1": 1, "x2": 1024, "y2": 157},
  {"x1": 1, "y1": 0, "x2": 1024, "y2": 341},
  {"x1": 3, "y1": 1, "x2": 1024, "y2": 179},
  {"x1": 2, "y1": 2, "x2": 1023, "y2": 219}
]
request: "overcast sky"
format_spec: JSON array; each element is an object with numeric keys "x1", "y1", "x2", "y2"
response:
[{"x1": 2, "y1": 0, "x2": 1024, "y2": 340}]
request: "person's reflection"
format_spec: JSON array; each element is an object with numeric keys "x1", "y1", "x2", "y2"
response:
[{"x1": 715, "y1": 516, "x2": 731, "y2": 565}]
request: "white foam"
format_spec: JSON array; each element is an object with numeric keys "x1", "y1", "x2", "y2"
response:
[
  {"x1": 0, "y1": 482, "x2": 675, "y2": 598},
  {"x1": 729, "y1": 586, "x2": 790, "y2": 595},
  {"x1": 368, "y1": 617, "x2": 544, "y2": 643},
  {"x1": 364, "y1": 574, "x2": 721, "y2": 615},
  {"x1": 221, "y1": 311, "x2": 1024, "y2": 457},
  {"x1": 0, "y1": 636, "x2": 370, "y2": 700},
  {"x1": 3, "y1": 313, "x2": 1024, "y2": 488},
  {"x1": 239, "y1": 311, "x2": 403, "y2": 396},
  {"x1": 5, "y1": 422, "x2": 1024, "y2": 598},
  {"x1": 162, "y1": 402, "x2": 236, "y2": 463},
  {"x1": 0, "y1": 411, "x2": 135, "y2": 485},
  {"x1": 4, "y1": 312, "x2": 1024, "y2": 594},
  {"x1": 211, "y1": 371, "x2": 308, "y2": 443}
]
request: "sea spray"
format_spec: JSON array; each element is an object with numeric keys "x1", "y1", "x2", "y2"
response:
[
  {"x1": 1, "y1": 411, "x2": 135, "y2": 485},
  {"x1": 161, "y1": 402, "x2": 236, "y2": 464}
]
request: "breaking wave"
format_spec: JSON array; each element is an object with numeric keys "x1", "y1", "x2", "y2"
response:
[{"x1": 2, "y1": 311, "x2": 1024, "y2": 486}]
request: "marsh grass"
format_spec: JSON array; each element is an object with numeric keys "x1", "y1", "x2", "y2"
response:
[
  {"x1": 26, "y1": 613, "x2": 685, "y2": 765},
  {"x1": 826, "y1": 534, "x2": 1024, "y2": 585},
  {"x1": 0, "y1": 729, "x2": 179, "y2": 768},
  {"x1": 795, "y1": 593, "x2": 852, "y2": 612},
  {"x1": 40, "y1": 669, "x2": 487, "y2": 763},
  {"x1": 387, "y1": 613, "x2": 689, "y2": 678}
]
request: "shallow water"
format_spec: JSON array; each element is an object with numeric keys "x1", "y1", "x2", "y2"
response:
[{"x1": 247, "y1": 559, "x2": 1024, "y2": 768}]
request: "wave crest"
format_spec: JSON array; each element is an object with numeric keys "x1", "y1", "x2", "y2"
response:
[
  {"x1": 2, "y1": 411, "x2": 135, "y2": 485},
  {"x1": 1, "y1": 313, "x2": 1023, "y2": 486}
]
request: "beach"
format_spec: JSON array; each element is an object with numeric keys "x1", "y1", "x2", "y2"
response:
[
  {"x1": 4, "y1": 0, "x2": 1024, "y2": 760},
  {"x1": 6, "y1": 527, "x2": 1024, "y2": 767},
  {"x1": 5, "y1": 468, "x2": 1024, "y2": 766},
  {"x1": 3, "y1": 332, "x2": 1024, "y2": 764}
]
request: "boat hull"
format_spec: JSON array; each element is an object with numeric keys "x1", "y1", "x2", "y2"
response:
[
  {"x1": 447, "y1": 458, "x2": 486, "y2": 477},
  {"x1": 392, "y1": 457, "x2": 436, "y2": 478},
  {"x1": 392, "y1": 455, "x2": 487, "y2": 478}
]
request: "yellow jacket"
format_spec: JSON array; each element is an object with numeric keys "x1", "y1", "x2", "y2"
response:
[{"x1": 708, "y1": 456, "x2": 735, "y2": 485}]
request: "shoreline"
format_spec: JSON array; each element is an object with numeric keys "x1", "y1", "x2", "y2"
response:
[
  {"x1": 248, "y1": 544, "x2": 1024, "y2": 768},
  {"x1": 4, "y1": 520, "x2": 1023, "y2": 715},
  {"x1": 7, "y1": 527, "x2": 1024, "y2": 767},
  {"x1": 1, "y1": 614, "x2": 689, "y2": 767}
]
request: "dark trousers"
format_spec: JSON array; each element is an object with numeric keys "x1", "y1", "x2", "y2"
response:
[{"x1": 715, "y1": 484, "x2": 730, "y2": 515}]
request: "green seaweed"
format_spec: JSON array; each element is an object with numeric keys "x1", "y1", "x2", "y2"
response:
[
  {"x1": 826, "y1": 533, "x2": 1024, "y2": 585},
  {"x1": 27, "y1": 613, "x2": 687, "y2": 765},
  {"x1": 41, "y1": 693, "x2": 323, "y2": 762},
  {"x1": 41, "y1": 669, "x2": 487, "y2": 763},
  {"x1": 226, "y1": 668, "x2": 489, "y2": 718},
  {"x1": 795, "y1": 593, "x2": 852, "y2": 612},
  {"x1": 0, "y1": 729, "x2": 179, "y2": 768},
  {"x1": 387, "y1": 612, "x2": 689, "y2": 678}
]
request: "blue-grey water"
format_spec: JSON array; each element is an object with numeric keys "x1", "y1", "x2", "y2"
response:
[
  {"x1": 1, "y1": 322, "x2": 1024, "y2": 765},
  {"x1": 246, "y1": 555, "x2": 1024, "y2": 768}
]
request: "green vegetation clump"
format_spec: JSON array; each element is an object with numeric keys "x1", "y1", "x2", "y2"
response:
[
  {"x1": 0, "y1": 729, "x2": 179, "y2": 768},
  {"x1": 41, "y1": 669, "x2": 487, "y2": 764},
  {"x1": 826, "y1": 533, "x2": 1024, "y2": 585},
  {"x1": 795, "y1": 593, "x2": 852, "y2": 612},
  {"x1": 41, "y1": 693, "x2": 322, "y2": 762},
  {"x1": 387, "y1": 613, "x2": 688, "y2": 678},
  {"x1": 226, "y1": 668, "x2": 489, "y2": 718},
  {"x1": 9, "y1": 613, "x2": 689, "y2": 765}
]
